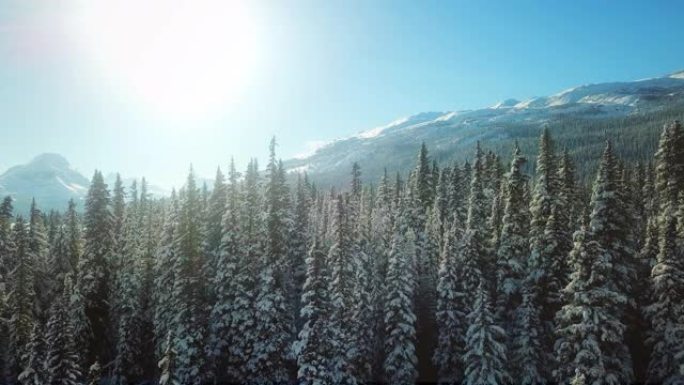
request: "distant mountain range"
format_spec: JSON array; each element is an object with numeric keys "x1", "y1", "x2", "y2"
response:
[
  {"x1": 3, "y1": 70, "x2": 684, "y2": 213},
  {"x1": 0, "y1": 154, "x2": 169, "y2": 214},
  {"x1": 284, "y1": 70, "x2": 684, "y2": 186}
]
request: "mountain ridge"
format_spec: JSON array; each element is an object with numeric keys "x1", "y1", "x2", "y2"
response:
[{"x1": 284, "y1": 70, "x2": 684, "y2": 186}]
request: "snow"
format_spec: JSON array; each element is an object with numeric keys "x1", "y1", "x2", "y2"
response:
[
  {"x1": 670, "y1": 70, "x2": 684, "y2": 79},
  {"x1": 293, "y1": 140, "x2": 329, "y2": 159},
  {"x1": 56, "y1": 176, "x2": 87, "y2": 193},
  {"x1": 287, "y1": 164, "x2": 310, "y2": 174},
  {"x1": 491, "y1": 99, "x2": 520, "y2": 109},
  {"x1": 356, "y1": 117, "x2": 410, "y2": 139}
]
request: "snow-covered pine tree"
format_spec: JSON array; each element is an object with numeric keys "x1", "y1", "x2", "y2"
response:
[
  {"x1": 207, "y1": 159, "x2": 258, "y2": 382},
  {"x1": 113, "y1": 193, "x2": 144, "y2": 384},
  {"x1": 170, "y1": 169, "x2": 207, "y2": 384},
  {"x1": 0, "y1": 197, "x2": 10, "y2": 383},
  {"x1": 17, "y1": 322, "x2": 46, "y2": 385},
  {"x1": 511, "y1": 282, "x2": 545, "y2": 385},
  {"x1": 8, "y1": 217, "x2": 35, "y2": 378},
  {"x1": 154, "y1": 191, "x2": 179, "y2": 358},
  {"x1": 433, "y1": 221, "x2": 466, "y2": 384},
  {"x1": 28, "y1": 199, "x2": 52, "y2": 323},
  {"x1": 458, "y1": 142, "x2": 490, "y2": 298},
  {"x1": 86, "y1": 361, "x2": 101, "y2": 385},
  {"x1": 555, "y1": 141, "x2": 634, "y2": 385},
  {"x1": 463, "y1": 279, "x2": 509, "y2": 385},
  {"x1": 75, "y1": 170, "x2": 114, "y2": 365},
  {"x1": 159, "y1": 332, "x2": 179, "y2": 385},
  {"x1": 45, "y1": 276, "x2": 82, "y2": 385},
  {"x1": 415, "y1": 143, "x2": 434, "y2": 210},
  {"x1": 495, "y1": 144, "x2": 529, "y2": 332},
  {"x1": 293, "y1": 237, "x2": 334, "y2": 385},
  {"x1": 646, "y1": 121, "x2": 684, "y2": 385},
  {"x1": 383, "y1": 215, "x2": 418, "y2": 385},
  {"x1": 351, "y1": 187, "x2": 377, "y2": 382},
  {"x1": 289, "y1": 172, "x2": 313, "y2": 330},
  {"x1": 327, "y1": 194, "x2": 357, "y2": 383},
  {"x1": 203, "y1": 167, "x2": 227, "y2": 280},
  {"x1": 249, "y1": 139, "x2": 294, "y2": 383}
]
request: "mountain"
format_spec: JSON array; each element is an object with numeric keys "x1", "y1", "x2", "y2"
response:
[
  {"x1": 0, "y1": 154, "x2": 172, "y2": 214},
  {"x1": 0, "y1": 153, "x2": 89, "y2": 214},
  {"x1": 285, "y1": 70, "x2": 684, "y2": 186}
]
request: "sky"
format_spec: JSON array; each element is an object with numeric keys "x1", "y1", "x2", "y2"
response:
[{"x1": 1, "y1": 0, "x2": 684, "y2": 188}]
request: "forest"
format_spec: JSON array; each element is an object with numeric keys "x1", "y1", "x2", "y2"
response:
[{"x1": 1, "y1": 121, "x2": 683, "y2": 385}]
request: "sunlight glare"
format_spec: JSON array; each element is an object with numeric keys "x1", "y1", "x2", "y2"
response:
[{"x1": 74, "y1": 0, "x2": 259, "y2": 120}]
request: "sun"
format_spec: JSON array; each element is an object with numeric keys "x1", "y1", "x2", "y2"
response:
[{"x1": 73, "y1": 0, "x2": 259, "y2": 120}]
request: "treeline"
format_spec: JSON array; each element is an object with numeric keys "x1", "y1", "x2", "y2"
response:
[{"x1": 0, "y1": 123, "x2": 684, "y2": 385}]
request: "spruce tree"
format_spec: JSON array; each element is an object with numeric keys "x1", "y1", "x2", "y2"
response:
[
  {"x1": 45, "y1": 276, "x2": 82, "y2": 385},
  {"x1": 154, "y1": 192, "x2": 179, "y2": 357},
  {"x1": 293, "y1": 238, "x2": 333, "y2": 385},
  {"x1": 17, "y1": 323, "x2": 46, "y2": 385},
  {"x1": 249, "y1": 139, "x2": 293, "y2": 383},
  {"x1": 171, "y1": 170, "x2": 207, "y2": 384},
  {"x1": 555, "y1": 142, "x2": 634, "y2": 385},
  {"x1": 28, "y1": 199, "x2": 51, "y2": 322},
  {"x1": 645, "y1": 121, "x2": 684, "y2": 385},
  {"x1": 207, "y1": 159, "x2": 256, "y2": 382},
  {"x1": 113, "y1": 198, "x2": 144, "y2": 384},
  {"x1": 75, "y1": 170, "x2": 114, "y2": 365},
  {"x1": 8, "y1": 217, "x2": 35, "y2": 378},
  {"x1": 327, "y1": 195, "x2": 357, "y2": 383},
  {"x1": 159, "y1": 332, "x2": 179, "y2": 385},
  {"x1": 463, "y1": 280, "x2": 509, "y2": 385},
  {"x1": 383, "y1": 216, "x2": 418, "y2": 384},
  {"x1": 433, "y1": 222, "x2": 466, "y2": 384},
  {"x1": 495, "y1": 144, "x2": 529, "y2": 330}
]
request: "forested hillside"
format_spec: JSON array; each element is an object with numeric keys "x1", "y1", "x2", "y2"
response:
[
  {"x1": 1, "y1": 122, "x2": 683, "y2": 385},
  {"x1": 285, "y1": 72, "x2": 684, "y2": 187}
]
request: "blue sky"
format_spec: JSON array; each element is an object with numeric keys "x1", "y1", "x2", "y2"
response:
[{"x1": 1, "y1": 0, "x2": 683, "y2": 187}]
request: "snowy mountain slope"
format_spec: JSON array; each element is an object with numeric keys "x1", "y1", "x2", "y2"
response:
[
  {"x1": 0, "y1": 153, "x2": 90, "y2": 214},
  {"x1": 0, "y1": 154, "x2": 171, "y2": 214},
  {"x1": 284, "y1": 70, "x2": 684, "y2": 186}
]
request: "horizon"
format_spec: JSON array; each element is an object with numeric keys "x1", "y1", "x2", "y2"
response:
[{"x1": 2, "y1": 1, "x2": 684, "y2": 187}]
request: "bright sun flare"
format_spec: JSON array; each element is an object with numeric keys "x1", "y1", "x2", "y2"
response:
[{"x1": 74, "y1": 0, "x2": 258, "y2": 120}]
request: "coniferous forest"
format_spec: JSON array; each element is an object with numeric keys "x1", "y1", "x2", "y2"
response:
[{"x1": 2, "y1": 122, "x2": 684, "y2": 385}]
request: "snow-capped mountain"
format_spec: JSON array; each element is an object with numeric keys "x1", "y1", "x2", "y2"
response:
[
  {"x1": 0, "y1": 154, "x2": 172, "y2": 214},
  {"x1": 285, "y1": 70, "x2": 684, "y2": 186},
  {"x1": 0, "y1": 153, "x2": 90, "y2": 214}
]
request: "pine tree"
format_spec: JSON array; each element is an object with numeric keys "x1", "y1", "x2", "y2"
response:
[
  {"x1": 327, "y1": 195, "x2": 357, "y2": 383},
  {"x1": 204, "y1": 166, "x2": 227, "y2": 272},
  {"x1": 463, "y1": 280, "x2": 509, "y2": 385},
  {"x1": 433, "y1": 222, "x2": 466, "y2": 384},
  {"x1": 495, "y1": 144, "x2": 529, "y2": 330},
  {"x1": 207, "y1": 159, "x2": 257, "y2": 382},
  {"x1": 113, "y1": 196, "x2": 144, "y2": 384},
  {"x1": 249, "y1": 139, "x2": 293, "y2": 383},
  {"x1": 8, "y1": 217, "x2": 35, "y2": 378},
  {"x1": 159, "y1": 333, "x2": 179, "y2": 385},
  {"x1": 351, "y1": 190, "x2": 377, "y2": 382},
  {"x1": 154, "y1": 192, "x2": 180, "y2": 357},
  {"x1": 555, "y1": 142, "x2": 634, "y2": 385},
  {"x1": 290, "y1": 172, "x2": 313, "y2": 330},
  {"x1": 45, "y1": 276, "x2": 82, "y2": 385},
  {"x1": 75, "y1": 171, "x2": 114, "y2": 365},
  {"x1": 28, "y1": 199, "x2": 51, "y2": 322},
  {"x1": 415, "y1": 143, "x2": 434, "y2": 210},
  {"x1": 17, "y1": 323, "x2": 46, "y2": 385},
  {"x1": 458, "y1": 142, "x2": 490, "y2": 298},
  {"x1": 383, "y1": 216, "x2": 418, "y2": 385},
  {"x1": 171, "y1": 170, "x2": 207, "y2": 384},
  {"x1": 293, "y1": 238, "x2": 333, "y2": 385},
  {"x1": 645, "y1": 121, "x2": 684, "y2": 385},
  {"x1": 511, "y1": 283, "x2": 545, "y2": 385}
]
